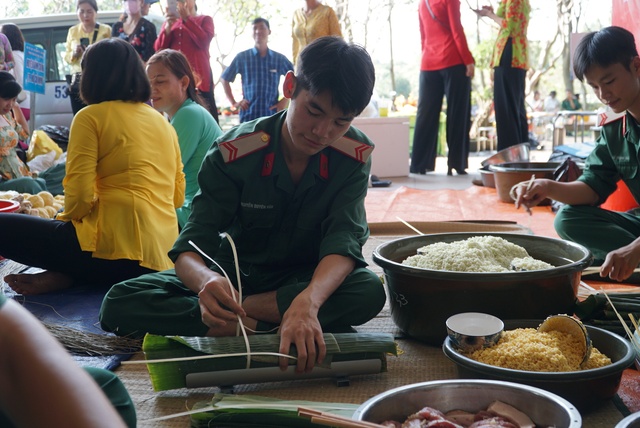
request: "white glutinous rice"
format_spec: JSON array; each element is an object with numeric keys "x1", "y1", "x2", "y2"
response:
[{"x1": 402, "y1": 236, "x2": 553, "y2": 272}]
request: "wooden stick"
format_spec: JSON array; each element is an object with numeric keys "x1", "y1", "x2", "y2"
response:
[
  {"x1": 582, "y1": 266, "x2": 640, "y2": 275},
  {"x1": 298, "y1": 407, "x2": 386, "y2": 428},
  {"x1": 396, "y1": 216, "x2": 424, "y2": 235}
]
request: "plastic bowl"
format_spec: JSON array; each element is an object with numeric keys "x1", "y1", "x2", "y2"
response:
[
  {"x1": 443, "y1": 320, "x2": 635, "y2": 411},
  {"x1": 490, "y1": 162, "x2": 561, "y2": 203},
  {"x1": 480, "y1": 143, "x2": 531, "y2": 168},
  {"x1": 353, "y1": 379, "x2": 582, "y2": 427},
  {"x1": 372, "y1": 233, "x2": 592, "y2": 344},
  {"x1": 446, "y1": 312, "x2": 504, "y2": 353},
  {"x1": 0, "y1": 199, "x2": 20, "y2": 213}
]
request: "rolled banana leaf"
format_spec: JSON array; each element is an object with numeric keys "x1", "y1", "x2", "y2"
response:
[{"x1": 143, "y1": 332, "x2": 397, "y2": 391}]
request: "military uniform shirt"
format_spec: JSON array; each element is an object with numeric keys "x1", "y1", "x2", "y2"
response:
[
  {"x1": 169, "y1": 111, "x2": 373, "y2": 273},
  {"x1": 579, "y1": 112, "x2": 640, "y2": 205}
]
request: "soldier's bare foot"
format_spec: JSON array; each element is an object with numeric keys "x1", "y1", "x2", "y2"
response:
[{"x1": 4, "y1": 272, "x2": 74, "y2": 295}]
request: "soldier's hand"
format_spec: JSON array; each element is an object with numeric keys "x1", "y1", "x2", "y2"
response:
[{"x1": 197, "y1": 275, "x2": 245, "y2": 328}]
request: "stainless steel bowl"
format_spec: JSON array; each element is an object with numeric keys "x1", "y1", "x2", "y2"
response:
[
  {"x1": 443, "y1": 320, "x2": 635, "y2": 411},
  {"x1": 616, "y1": 412, "x2": 640, "y2": 428},
  {"x1": 372, "y1": 233, "x2": 592, "y2": 344},
  {"x1": 353, "y1": 379, "x2": 582, "y2": 427},
  {"x1": 480, "y1": 143, "x2": 531, "y2": 168}
]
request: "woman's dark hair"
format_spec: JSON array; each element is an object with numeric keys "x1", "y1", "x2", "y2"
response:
[
  {"x1": 147, "y1": 49, "x2": 204, "y2": 106},
  {"x1": 77, "y1": 0, "x2": 99, "y2": 11},
  {"x1": 573, "y1": 26, "x2": 639, "y2": 81},
  {"x1": 1, "y1": 24, "x2": 25, "y2": 52},
  {"x1": 0, "y1": 71, "x2": 21, "y2": 99},
  {"x1": 294, "y1": 36, "x2": 374, "y2": 116},
  {"x1": 80, "y1": 38, "x2": 150, "y2": 104}
]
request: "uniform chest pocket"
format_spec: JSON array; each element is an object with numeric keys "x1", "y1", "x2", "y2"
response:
[
  {"x1": 240, "y1": 207, "x2": 277, "y2": 231},
  {"x1": 617, "y1": 162, "x2": 638, "y2": 180}
]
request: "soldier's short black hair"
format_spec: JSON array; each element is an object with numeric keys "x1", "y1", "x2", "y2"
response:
[
  {"x1": 293, "y1": 36, "x2": 374, "y2": 116},
  {"x1": 80, "y1": 38, "x2": 150, "y2": 105},
  {"x1": 573, "y1": 26, "x2": 639, "y2": 81}
]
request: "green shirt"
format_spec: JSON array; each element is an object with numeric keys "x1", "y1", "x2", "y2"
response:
[
  {"x1": 171, "y1": 98, "x2": 223, "y2": 228},
  {"x1": 490, "y1": 0, "x2": 530, "y2": 70},
  {"x1": 579, "y1": 112, "x2": 640, "y2": 205},
  {"x1": 169, "y1": 111, "x2": 373, "y2": 273}
]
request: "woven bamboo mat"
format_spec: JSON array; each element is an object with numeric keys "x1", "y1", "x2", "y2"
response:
[
  {"x1": 117, "y1": 337, "x2": 625, "y2": 427},
  {"x1": 115, "y1": 232, "x2": 625, "y2": 427}
]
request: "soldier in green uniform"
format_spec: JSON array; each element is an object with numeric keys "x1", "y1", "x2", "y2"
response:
[
  {"x1": 514, "y1": 26, "x2": 640, "y2": 282},
  {"x1": 0, "y1": 292, "x2": 136, "y2": 427},
  {"x1": 100, "y1": 36, "x2": 386, "y2": 372}
]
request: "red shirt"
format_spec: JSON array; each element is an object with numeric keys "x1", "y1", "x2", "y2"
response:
[
  {"x1": 419, "y1": 0, "x2": 474, "y2": 71},
  {"x1": 155, "y1": 15, "x2": 214, "y2": 92}
]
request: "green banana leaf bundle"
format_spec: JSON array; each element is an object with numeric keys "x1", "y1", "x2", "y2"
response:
[
  {"x1": 143, "y1": 332, "x2": 397, "y2": 391},
  {"x1": 187, "y1": 393, "x2": 359, "y2": 428}
]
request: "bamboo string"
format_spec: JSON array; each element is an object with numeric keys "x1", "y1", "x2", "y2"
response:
[
  {"x1": 395, "y1": 216, "x2": 423, "y2": 235},
  {"x1": 189, "y1": 237, "x2": 251, "y2": 369},
  {"x1": 582, "y1": 266, "x2": 640, "y2": 275},
  {"x1": 601, "y1": 289, "x2": 640, "y2": 351},
  {"x1": 125, "y1": 240, "x2": 295, "y2": 366}
]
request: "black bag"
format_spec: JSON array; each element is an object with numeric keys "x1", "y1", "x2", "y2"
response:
[
  {"x1": 551, "y1": 158, "x2": 583, "y2": 212},
  {"x1": 65, "y1": 72, "x2": 81, "y2": 96}
]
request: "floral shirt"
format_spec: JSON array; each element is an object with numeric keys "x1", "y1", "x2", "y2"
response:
[
  {"x1": 490, "y1": 0, "x2": 530, "y2": 70},
  {"x1": 0, "y1": 33, "x2": 14, "y2": 71},
  {"x1": 0, "y1": 114, "x2": 30, "y2": 181},
  {"x1": 112, "y1": 17, "x2": 157, "y2": 62}
]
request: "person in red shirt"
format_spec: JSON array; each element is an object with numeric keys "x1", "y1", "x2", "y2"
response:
[
  {"x1": 154, "y1": 0, "x2": 218, "y2": 123},
  {"x1": 410, "y1": 0, "x2": 474, "y2": 176}
]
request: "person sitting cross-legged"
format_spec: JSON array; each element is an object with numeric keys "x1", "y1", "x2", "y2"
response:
[{"x1": 99, "y1": 36, "x2": 386, "y2": 373}]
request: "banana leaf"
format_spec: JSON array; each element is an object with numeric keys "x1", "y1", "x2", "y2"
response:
[
  {"x1": 188, "y1": 393, "x2": 359, "y2": 428},
  {"x1": 143, "y1": 332, "x2": 397, "y2": 391}
]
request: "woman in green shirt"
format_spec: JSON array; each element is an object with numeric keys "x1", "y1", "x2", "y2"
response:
[
  {"x1": 147, "y1": 49, "x2": 223, "y2": 228},
  {"x1": 474, "y1": 0, "x2": 530, "y2": 151}
]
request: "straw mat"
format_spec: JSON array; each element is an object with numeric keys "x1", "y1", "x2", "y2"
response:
[{"x1": 116, "y1": 231, "x2": 625, "y2": 427}]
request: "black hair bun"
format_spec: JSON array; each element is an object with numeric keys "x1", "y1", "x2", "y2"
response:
[{"x1": 0, "y1": 71, "x2": 22, "y2": 99}]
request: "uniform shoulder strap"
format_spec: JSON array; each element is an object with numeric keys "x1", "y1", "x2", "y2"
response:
[
  {"x1": 218, "y1": 131, "x2": 271, "y2": 163},
  {"x1": 330, "y1": 135, "x2": 373, "y2": 163}
]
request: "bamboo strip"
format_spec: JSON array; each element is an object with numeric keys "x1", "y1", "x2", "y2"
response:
[
  {"x1": 582, "y1": 266, "x2": 640, "y2": 275},
  {"x1": 298, "y1": 407, "x2": 385, "y2": 428}
]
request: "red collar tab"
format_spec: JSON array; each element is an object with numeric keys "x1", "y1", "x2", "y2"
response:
[
  {"x1": 261, "y1": 152, "x2": 275, "y2": 176},
  {"x1": 320, "y1": 153, "x2": 329, "y2": 179}
]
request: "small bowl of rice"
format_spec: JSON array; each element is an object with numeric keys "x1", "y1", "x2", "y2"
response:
[{"x1": 442, "y1": 319, "x2": 635, "y2": 411}]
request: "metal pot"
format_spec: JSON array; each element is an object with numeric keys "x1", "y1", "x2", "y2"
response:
[
  {"x1": 353, "y1": 379, "x2": 582, "y2": 427},
  {"x1": 443, "y1": 320, "x2": 635, "y2": 411},
  {"x1": 372, "y1": 233, "x2": 592, "y2": 344},
  {"x1": 480, "y1": 143, "x2": 531, "y2": 168}
]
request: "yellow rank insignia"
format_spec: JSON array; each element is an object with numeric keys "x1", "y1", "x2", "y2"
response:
[
  {"x1": 219, "y1": 131, "x2": 271, "y2": 163},
  {"x1": 330, "y1": 136, "x2": 373, "y2": 163}
]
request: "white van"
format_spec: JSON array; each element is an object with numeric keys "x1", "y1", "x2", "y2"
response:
[{"x1": 0, "y1": 12, "x2": 162, "y2": 130}]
